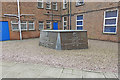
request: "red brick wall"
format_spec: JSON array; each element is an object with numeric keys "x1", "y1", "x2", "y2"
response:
[
  {"x1": 2, "y1": 2, "x2": 61, "y2": 40},
  {"x1": 61, "y1": 2, "x2": 119, "y2": 42},
  {"x1": 1, "y1": 2, "x2": 120, "y2": 42}
]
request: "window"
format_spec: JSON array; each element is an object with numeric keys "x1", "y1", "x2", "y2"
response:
[
  {"x1": 46, "y1": 21, "x2": 51, "y2": 29},
  {"x1": 11, "y1": 21, "x2": 19, "y2": 31},
  {"x1": 53, "y1": 2, "x2": 57, "y2": 10},
  {"x1": 76, "y1": 15, "x2": 83, "y2": 30},
  {"x1": 38, "y1": 0, "x2": 43, "y2": 8},
  {"x1": 21, "y1": 21, "x2": 27, "y2": 30},
  {"x1": 76, "y1": 0, "x2": 84, "y2": 6},
  {"x1": 46, "y1": 0, "x2": 51, "y2": 9},
  {"x1": 28, "y1": 21, "x2": 34, "y2": 30},
  {"x1": 103, "y1": 10, "x2": 118, "y2": 33},
  {"x1": 63, "y1": 17, "x2": 67, "y2": 30},
  {"x1": 63, "y1": 0, "x2": 67, "y2": 9},
  {"x1": 39, "y1": 21, "x2": 44, "y2": 30},
  {"x1": 11, "y1": 21, "x2": 27, "y2": 31}
]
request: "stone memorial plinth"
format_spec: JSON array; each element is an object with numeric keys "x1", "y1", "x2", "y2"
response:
[{"x1": 39, "y1": 30, "x2": 88, "y2": 50}]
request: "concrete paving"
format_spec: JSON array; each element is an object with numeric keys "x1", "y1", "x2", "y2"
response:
[{"x1": 1, "y1": 61, "x2": 118, "y2": 79}]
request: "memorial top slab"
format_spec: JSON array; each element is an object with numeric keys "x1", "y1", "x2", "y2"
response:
[{"x1": 42, "y1": 30, "x2": 87, "y2": 32}]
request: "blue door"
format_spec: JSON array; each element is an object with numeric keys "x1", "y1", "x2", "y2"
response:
[
  {"x1": 53, "y1": 22, "x2": 58, "y2": 30},
  {"x1": 0, "y1": 21, "x2": 10, "y2": 41}
]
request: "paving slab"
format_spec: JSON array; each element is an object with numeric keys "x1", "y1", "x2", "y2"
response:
[
  {"x1": 82, "y1": 79, "x2": 106, "y2": 80},
  {"x1": 58, "y1": 78, "x2": 82, "y2": 80},
  {"x1": 30, "y1": 64, "x2": 48, "y2": 71},
  {"x1": 38, "y1": 67, "x2": 63, "y2": 78},
  {"x1": 82, "y1": 71, "x2": 105, "y2": 78},
  {"x1": 114, "y1": 73, "x2": 118, "y2": 78},
  {"x1": 2, "y1": 61, "x2": 17, "y2": 67},
  {"x1": 17, "y1": 68, "x2": 42, "y2": 78},
  {"x1": 59, "y1": 73, "x2": 82, "y2": 78},
  {"x1": 62, "y1": 68, "x2": 73, "y2": 74},
  {"x1": 2, "y1": 71, "x2": 20, "y2": 78},
  {"x1": 0, "y1": 65, "x2": 2, "y2": 79},
  {"x1": 72, "y1": 69, "x2": 82, "y2": 77},
  {"x1": 104, "y1": 72, "x2": 117, "y2": 78}
]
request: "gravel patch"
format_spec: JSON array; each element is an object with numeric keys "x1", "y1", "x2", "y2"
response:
[{"x1": 2, "y1": 38, "x2": 118, "y2": 73}]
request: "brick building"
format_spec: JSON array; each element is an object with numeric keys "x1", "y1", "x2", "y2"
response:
[{"x1": 1, "y1": 0, "x2": 120, "y2": 42}]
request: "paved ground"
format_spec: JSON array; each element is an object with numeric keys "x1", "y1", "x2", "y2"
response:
[
  {"x1": 1, "y1": 38, "x2": 118, "y2": 76},
  {"x1": 1, "y1": 61, "x2": 118, "y2": 78}
]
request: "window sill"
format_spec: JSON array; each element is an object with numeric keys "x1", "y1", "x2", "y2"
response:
[
  {"x1": 28, "y1": 29, "x2": 36, "y2": 31},
  {"x1": 12, "y1": 30, "x2": 19, "y2": 32},
  {"x1": 46, "y1": 8, "x2": 51, "y2": 10},
  {"x1": 53, "y1": 9, "x2": 58, "y2": 11},
  {"x1": 12, "y1": 30, "x2": 27, "y2": 32},
  {"x1": 37, "y1": 7, "x2": 44, "y2": 9},
  {"x1": 76, "y1": 3, "x2": 85, "y2": 7},
  {"x1": 39, "y1": 29, "x2": 44, "y2": 31},
  {"x1": 103, "y1": 32, "x2": 117, "y2": 35},
  {"x1": 63, "y1": 8, "x2": 67, "y2": 10}
]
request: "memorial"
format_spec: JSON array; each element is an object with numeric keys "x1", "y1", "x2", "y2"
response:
[{"x1": 39, "y1": 30, "x2": 88, "y2": 50}]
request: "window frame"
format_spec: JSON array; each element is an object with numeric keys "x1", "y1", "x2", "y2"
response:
[
  {"x1": 11, "y1": 21, "x2": 19, "y2": 31},
  {"x1": 63, "y1": 17, "x2": 67, "y2": 30},
  {"x1": 52, "y1": 2, "x2": 57, "y2": 10},
  {"x1": 46, "y1": 21, "x2": 51, "y2": 29},
  {"x1": 39, "y1": 21, "x2": 44, "y2": 30},
  {"x1": 46, "y1": 1, "x2": 51, "y2": 9},
  {"x1": 76, "y1": 0, "x2": 84, "y2": 6},
  {"x1": 28, "y1": 21, "x2": 35, "y2": 30},
  {"x1": 38, "y1": 0, "x2": 44, "y2": 8},
  {"x1": 103, "y1": 9, "x2": 118, "y2": 34},
  {"x1": 76, "y1": 14, "x2": 83, "y2": 30},
  {"x1": 21, "y1": 21, "x2": 27, "y2": 31},
  {"x1": 63, "y1": 0, "x2": 67, "y2": 9}
]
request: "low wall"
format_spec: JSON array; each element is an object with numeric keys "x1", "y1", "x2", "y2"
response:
[{"x1": 39, "y1": 30, "x2": 88, "y2": 50}]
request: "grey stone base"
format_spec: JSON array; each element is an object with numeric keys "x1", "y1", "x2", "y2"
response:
[{"x1": 39, "y1": 30, "x2": 88, "y2": 50}]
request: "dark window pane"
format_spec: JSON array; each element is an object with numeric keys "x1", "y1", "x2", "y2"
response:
[
  {"x1": 77, "y1": 21, "x2": 83, "y2": 25},
  {"x1": 29, "y1": 21, "x2": 33, "y2": 23},
  {"x1": 64, "y1": 17, "x2": 67, "y2": 21},
  {"x1": 77, "y1": 15, "x2": 83, "y2": 20},
  {"x1": 38, "y1": 2, "x2": 42, "y2": 8},
  {"x1": 104, "y1": 26, "x2": 116, "y2": 32},
  {"x1": 77, "y1": 26, "x2": 83, "y2": 30},
  {"x1": 105, "y1": 10, "x2": 117, "y2": 18},
  {"x1": 12, "y1": 24, "x2": 19, "y2": 30},
  {"x1": 105, "y1": 19, "x2": 116, "y2": 25}
]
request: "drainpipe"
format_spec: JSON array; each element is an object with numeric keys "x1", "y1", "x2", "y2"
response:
[
  {"x1": 52, "y1": 2, "x2": 53, "y2": 29},
  {"x1": 17, "y1": 0, "x2": 22, "y2": 40},
  {"x1": 70, "y1": 0, "x2": 72, "y2": 30},
  {"x1": 67, "y1": 0, "x2": 69, "y2": 30}
]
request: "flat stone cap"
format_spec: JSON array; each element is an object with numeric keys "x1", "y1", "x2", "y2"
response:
[{"x1": 42, "y1": 30, "x2": 87, "y2": 32}]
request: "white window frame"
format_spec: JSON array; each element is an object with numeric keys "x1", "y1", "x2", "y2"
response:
[
  {"x1": 76, "y1": 0, "x2": 84, "y2": 6},
  {"x1": 46, "y1": 21, "x2": 51, "y2": 29},
  {"x1": 28, "y1": 21, "x2": 35, "y2": 30},
  {"x1": 76, "y1": 14, "x2": 83, "y2": 30},
  {"x1": 52, "y1": 2, "x2": 57, "y2": 10},
  {"x1": 46, "y1": 1, "x2": 51, "y2": 9},
  {"x1": 63, "y1": 0, "x2": 67, "y2": 9},
  {"x1": 38, "y1": 0, "x2": 44, "y2": 8},
  {"x1": 39, "y1": 21, "x2": 44, "y2": 30},
  {"x1": 11, "y1": 21, "x2": 19, "y2": 31},
  {"x1": 63, "y1": 17, "x2": 67, "y2": 30},
  {"x1": 103, "y1": 9, "x2": 118, "y2": 34},
  {"x1": 21, "y1": 21, "x2": 27, "y2": 31}
]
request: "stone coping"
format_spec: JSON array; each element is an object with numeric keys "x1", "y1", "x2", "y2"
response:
[{"x1": 42, "y1": 30, "x2": 87, "y2": 32}]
